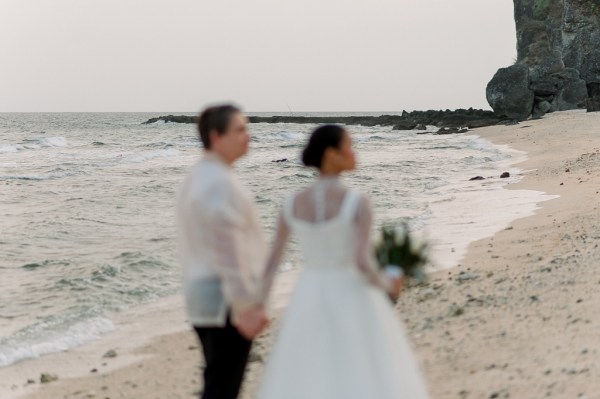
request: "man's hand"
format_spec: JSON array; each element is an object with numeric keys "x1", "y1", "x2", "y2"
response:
[{"x1": 233, "y1": 306, "x2": 269, "y2": 340}]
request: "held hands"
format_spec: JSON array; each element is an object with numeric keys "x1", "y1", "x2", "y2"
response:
[{"x1": 233, "y1": 305, "x2": 269, "y2": 340}]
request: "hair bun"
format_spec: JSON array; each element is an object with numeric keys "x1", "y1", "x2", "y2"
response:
[
  {"x1": 302, "y1": 144, "x2": 318, "y2": 167},
  {"x1": 301, "y1": 125, "x2": 345, "y2": 169}
]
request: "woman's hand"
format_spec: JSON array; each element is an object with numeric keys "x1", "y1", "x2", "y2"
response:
[{"x1": 387, "y1": 276, "x2": 405, "y2": 301}]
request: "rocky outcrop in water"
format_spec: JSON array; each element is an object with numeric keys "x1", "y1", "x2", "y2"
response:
[
  {"x1": 143, "y1": 109, "x2": 504, "y2": 131},
  {"x1": 487, "y1": 0, "x2": 600, "y2": 119},
  {"x1": 143, "y1": 115, "x2": 198, "y2": 124}
]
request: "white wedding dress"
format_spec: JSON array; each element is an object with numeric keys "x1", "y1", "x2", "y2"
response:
[{"x1": 257, "y1": 178, "x2": 430, "y2": 399}]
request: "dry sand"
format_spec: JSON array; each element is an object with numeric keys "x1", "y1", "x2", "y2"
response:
[{"x1": 6, "y1": 110, "x2": 600, "y2": 399}]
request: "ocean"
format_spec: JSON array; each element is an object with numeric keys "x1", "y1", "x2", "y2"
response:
[{"x1": 0, "y1": 112, "x2": 554, "y2": 367}]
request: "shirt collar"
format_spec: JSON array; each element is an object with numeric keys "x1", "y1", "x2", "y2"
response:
[{"x1": 202, "y1": 151, "x2": 230, "y2": 168}]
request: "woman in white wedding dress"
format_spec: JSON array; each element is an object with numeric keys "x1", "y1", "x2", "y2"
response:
[{"x1": 257, "y1": 125, "x2": 430, "y2": 399}]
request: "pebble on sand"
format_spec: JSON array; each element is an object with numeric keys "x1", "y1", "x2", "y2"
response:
[
  {"x1": 40, "y1": 373, "x2": 58, "y2": 384},
  {"x1": 103, "y1": 349, "x2": 118, "y2": 359}
]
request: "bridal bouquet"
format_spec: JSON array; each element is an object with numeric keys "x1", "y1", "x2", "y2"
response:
[{"x1": 374, "y1": 223, "x2": 428, "y2": 283}]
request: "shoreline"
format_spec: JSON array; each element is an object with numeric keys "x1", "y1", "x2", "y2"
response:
[
  {"x1": 399, "y1": 110, "x2": 600, "y2": 398},
  {"x1": 0, "y1": 270, "x2": 302, "y2": 399},
  {"x1": 423, "y1": 138, "x2": 556, "y2": 271},
  {"x1": 6, "y1": 110, "x2": 600, "y2": 398}
]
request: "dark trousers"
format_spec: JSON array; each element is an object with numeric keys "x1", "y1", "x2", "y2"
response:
[{"x1": 194, "y1": 318, "x2": 252, "y2": 399}]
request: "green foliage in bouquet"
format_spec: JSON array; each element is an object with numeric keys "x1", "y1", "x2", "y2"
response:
[{"x1": 374, "y1": 223, "x2": 428, "y2": 283}]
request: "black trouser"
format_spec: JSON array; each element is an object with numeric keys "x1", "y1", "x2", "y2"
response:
[{"x1": 194, "y1": 318, "x2": 252, "y2": 399}]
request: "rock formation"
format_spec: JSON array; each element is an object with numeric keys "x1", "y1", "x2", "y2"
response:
[
  {"x1": 143, "y1": 109, "x2": 504, "y2": 131},
  {"x1": 487, "y1": 0, "x2": 600, "y2": 119}
]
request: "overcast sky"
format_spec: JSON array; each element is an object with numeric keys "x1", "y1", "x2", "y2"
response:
[{"x1": 0, "y1": 1, "x2": 516, "y2": 112}]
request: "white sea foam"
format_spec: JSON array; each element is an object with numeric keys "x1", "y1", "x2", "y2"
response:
[
  {"x1": 278, "y1": 131, "x2": 305, "y2": 141},
  {"x1": 427, "y1": 184, "x2": 558, "y2": 270},
  {"x1": 40, "y1": 136, "x2": 68, "y2": 147},
  {"x1": 0, "y1": 317, "x2": 115, "y2": 368},
  {"x1": 423, "y1": 143, "x2": 557, "y2": 270},
  {"x1": 0, "y1": 137, "x2": 67, "y2": 154},
  {"x1": 464, "y1": 136, "x2": 503, "y2": 152},
  {"x1": 0, "y1": 144, "x2": 21, "y2": 153},
  {"x1": 125, "y1": 148, "x2": 180, "y2": 163}
]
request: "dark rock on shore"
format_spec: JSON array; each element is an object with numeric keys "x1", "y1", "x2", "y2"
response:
[
  {"x1": 501, "y1": 172, "x2": 510, "y2": 178},
  {"x1": 556, "y1": 78, "x2": 588, "y2": 110},
  {"x1": 486, "y1": 64, "x2": 534, "y2": 121},
  {"x1": 470, "y1": 176, "x2": 485, "y2": 181},
  {"x1": 587, "y1": 83, "x2": 600, "y2": 112},
  {"x1": 102, "y1": 349, "x2": 117, "y2": 358},
  {"x1": 143, "y1": 109, "x2": 504, "y2": 131},
  {"x1": 435, "y1": 127, "x2": 469, "y2": 135},
  {"x1": 534, "y1": 100, "x2": 552, "y2": 116}
]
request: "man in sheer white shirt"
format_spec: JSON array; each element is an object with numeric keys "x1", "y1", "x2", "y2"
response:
[{"x1": 177, "y1": 104, "x2": 268, "y2": 399}]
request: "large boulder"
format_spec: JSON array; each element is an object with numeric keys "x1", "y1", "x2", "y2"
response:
[
  {"x1": 555, "y1": 78, "x2": 588, "y2": 110},
  {"x1": 532, "y1": 100, "x2": 552, "y2": 119},
  {"x1": 486, "y1": 64, "x2": 534, "y2": 120}
]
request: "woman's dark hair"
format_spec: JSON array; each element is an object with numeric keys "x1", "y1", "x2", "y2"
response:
[
  {"x1": 301, "y1": 125, "x2": 346, "y2": 168},
  {"x1": 198, "y1": 104, "x2": 241, "y2": 149}
]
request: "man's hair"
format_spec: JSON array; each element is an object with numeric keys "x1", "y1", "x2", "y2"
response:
[{"x1": 197, "y1": 104, "x2": 241, "y2": 149}]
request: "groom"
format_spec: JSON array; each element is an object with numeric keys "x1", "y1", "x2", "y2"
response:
[{"x1": 178, "y1": 104, "x2": 269, "y2": 399}]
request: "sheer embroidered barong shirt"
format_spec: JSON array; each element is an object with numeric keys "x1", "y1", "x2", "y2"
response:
[{"x1": 178, "y1": 153, "x2": 266, "y2": 327}]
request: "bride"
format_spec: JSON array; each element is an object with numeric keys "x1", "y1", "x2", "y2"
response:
[{"x1": 257, "y1": 125, "x2": 430, "y2": 399}]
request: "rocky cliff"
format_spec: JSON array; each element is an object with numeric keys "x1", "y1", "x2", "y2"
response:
[{"x1": 487, "y1": 0, "x2": 600, "y2": 120}]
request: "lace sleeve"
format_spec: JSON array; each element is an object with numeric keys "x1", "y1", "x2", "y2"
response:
[
  {"x1": 259, "y1": 208, "x2": 290, "y2": 303},
  {"x1": 354, "y1": 195, "x2": 392, "y2": 293}
]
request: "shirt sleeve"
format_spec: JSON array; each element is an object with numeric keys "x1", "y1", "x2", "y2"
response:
[
  {"x1": 354, "y1": 195, "x2": 393, "y2": 293},
  {"x1": 198, "y1": 181, "x2": 260, "y2": 315}
]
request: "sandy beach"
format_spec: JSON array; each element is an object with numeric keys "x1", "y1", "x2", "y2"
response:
[{"x1": 5, "y1": 109, "x2": 600, "y2": 399}]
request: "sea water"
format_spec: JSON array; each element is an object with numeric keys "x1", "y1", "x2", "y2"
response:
[{"x1": 0, "y1": 112, "x2": 554, "y2": 367}]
